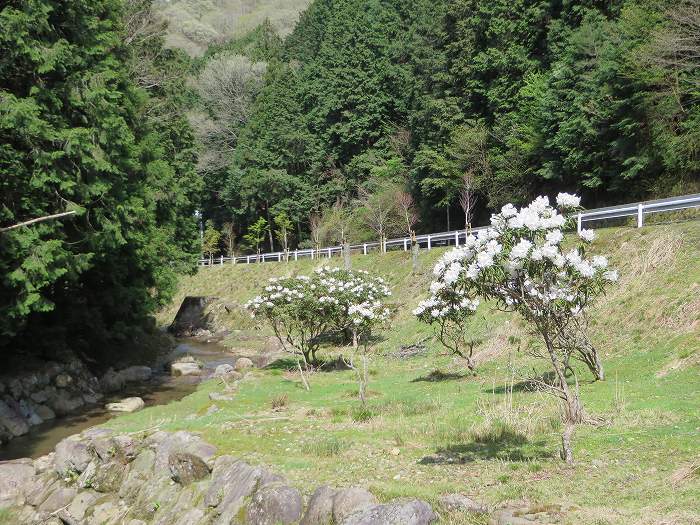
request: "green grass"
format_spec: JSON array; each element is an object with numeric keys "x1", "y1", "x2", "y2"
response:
[{"x1": 108, "y1": 222, "x2": 700, "y2": 524}]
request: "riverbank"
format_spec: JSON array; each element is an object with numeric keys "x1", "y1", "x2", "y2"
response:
[{"x1": 0, "y1": 338, "x2": 263, "y2": 461}]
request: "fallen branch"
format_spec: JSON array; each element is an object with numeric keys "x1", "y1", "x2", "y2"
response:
[{"x1": 0, "y1": 210, "x2": 76, "y2": 232}]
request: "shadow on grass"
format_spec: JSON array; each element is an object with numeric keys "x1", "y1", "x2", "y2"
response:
[
  {"x1": 419, "y1": 428, "x2": 550, "y2": 464},
  {"x1": 412, "y1": 369, "x2": 468, "y2": 382},
  {"x1": 484, "y1": 370, "x2": 596, "y2": 395},
  {"x1": 482, "y1": 371, "x2": 558, "y2": 394},
  {"x1": 263, "y1": 355, "x2": 353, "y2": 372}
]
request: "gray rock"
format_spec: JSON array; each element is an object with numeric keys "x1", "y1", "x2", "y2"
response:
[
  {"x1": 332, "y1": 487, "x2": 378, "y2": 523},
  {"x1": 25, "y1": 473, "x2": 61, "y2": 506},
  {"x1": 34, "y1": 452, "x2": 55, "y2": 474},
  {"x1": 54, "y1": 373, "x2": 73, "y2": 388},
  {"x1": 0, "y1": 458, "x2": 35, "y2": 507},
  {"x1": 18, "y1": 399, "x2": 43, "y2": 426},
  {"x1": 38, "y1": 487, "x2": 77, "y2": 513},
  {"x1": 101, "y1": 369, "x2": 126, "y2": 393},
  {"x1": 234, "y1": 357, "x2": 254, "y2": 371},
  {"x1": 171, "y1": 361, "x2": 203, "y2": 377},
  {"x1": 150, "y1": 431, "x2": 217, "y2": 478},
  {"x1": 169, "y1": 452, "x2": 211, "y2": 485},
  {"x1": 119, "y1": 448, "x2": 155, "y2": 501},
  {"x1": 67, "y1": 489, "x2": 100, "y2": 520},
  {"x1": 213, "y1": 364, "x2": 235, "y2": 377},
  {"x1": 55, "y1": 435, "x2": 92, "y2": 475},
  {"x1": 105, "y1": 396, "x2": 145, "y2": 413},
  {"x1": 245, "y1": 483, "x2": 303, "y2": 525},
  {"x1": 439, "y1": 493, "x2": 488, "y2": 513},
  {"x1": 49, "y1": 389, "x2": 84, "y2": 416},
  {"x1": 0, "y1": 399, "x2": 30, "y2": 437},
  {"x1": 31, "y1": 385, "x2": 56, "y2": 404},
  {"x1": 300, "y1": 485, "x2": 338, "y2": 525},
  {"x1": 91, "y1": 460, "x2": 127, "y2": 492},
  {"x1": 341, "y1": 500, "x2": 437, "y2": 525},
  {"x1": 205, "y1": 458, "x2": 264, "y2": 523},
  {"x1": 34, "y1": 403, "x2": 56, "y2": 421},
  {"x1": 119, "y1": 365, "x2": 152, "y2": 383}
]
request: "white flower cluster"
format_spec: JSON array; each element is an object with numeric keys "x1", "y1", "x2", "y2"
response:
[
  {"x1": 245, "y1": 266, "x2": 392, "y2": 332},
  {"x1": 415, "y1": 194, "x2": 617, "y2": 325}
]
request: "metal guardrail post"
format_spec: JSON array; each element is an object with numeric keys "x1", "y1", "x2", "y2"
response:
[
  {"x1": 577, "y1": 213, "x2": 582, "y2": 234},
  {"x1": 363, "y1": 243, "x2": 367, "y2": 255},
  {"x1": 246, "y1": 255, "x2": 251, "y2": 264},
  {"x1": 427, "y1": 235, "x2": 432, "y2": 250},
  {"x1": 403, "y1": 238, "x2": 408, "y2": 251},
  {"x1": 637, "y1": 204, "x2": 644, "y2": 228},
  {"x1": 454, "y1": 231, "x2": 459, "y2": 246}
]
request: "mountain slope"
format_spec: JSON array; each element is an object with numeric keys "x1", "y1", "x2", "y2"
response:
[{"x1": 153, "y1": 0, "x2": 311, "y2": 55}]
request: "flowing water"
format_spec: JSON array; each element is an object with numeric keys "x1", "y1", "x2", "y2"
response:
[{"x1": 0, "y1": 339, "x2": 237, "y2": 461}]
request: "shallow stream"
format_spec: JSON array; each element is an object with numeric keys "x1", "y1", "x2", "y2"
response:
[{"x1": 0, "y1": 338, "x2": 235, "y2": 461}]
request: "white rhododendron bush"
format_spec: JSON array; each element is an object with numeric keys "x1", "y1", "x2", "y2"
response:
[
  {"x1": 246, "y1": 267, "x2": 391, "y2": 365},
  {"x1": 416, "y1": 193, "x2": 617, "y2": 462}
]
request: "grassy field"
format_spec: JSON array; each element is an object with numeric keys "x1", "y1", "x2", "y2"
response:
[{"x1": 105, "y1": 221, "x2": 700, "y2": 524}]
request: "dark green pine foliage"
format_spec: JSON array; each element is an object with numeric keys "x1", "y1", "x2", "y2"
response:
[{"x1": 0, "y1": 1, "x2": 200, "y2": 360}]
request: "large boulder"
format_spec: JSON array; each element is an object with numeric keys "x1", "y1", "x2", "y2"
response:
[
  {"x1": 149, "y1": 431, "x2": 217, "y2": 478},
  {"x1": 0, "y1": 458, "x2": 35, "y2": 507},
  {"x1": 234, "y1": 357, "x2": 254, "y2": 371},
  {"x1": 204, "y1": 457, "x2": 267, "y2": 522},
  {"x1": 332, "y1": 487, "x2": 378, "y2": 523},
  {"x1": 105, "y1": 397, "x2": 145, "y2": 413},
  {"x1": 300, "y1": 485, "x2": 338, "y2": 525},
  {"x1": 48, "y1": 389, "x2": 84, "y2": 416},
  {"x1": 245, "y1": 483, "x2": 303, "y2": 525},
  {"x1": 171, "y1": 361, "x2": 203, "y2": 377},
  {"x1": 0, "y1": 399, "x2": 29, "y2": 437},
  {"x1": 213, "y1": 364, "x2": 234, "y2": 377},
  {"x1": 169, "y1": 452, "x2": 211, "y2": 485},
  {"x1": 101, "y1": 369, "x2": 126, "y2": 393},
  {"x1": 54, "y1": 435, "x2": 92, "y2": 475},
  {"x1": 340, "y1": 500, "x2": 437, "y2": 525},
  {"x1": 37, "y1": 487, "x2": 78, "y2": 513},
  {"x1": 439, "y1": 493, "x2": 488, "y2": 514}
]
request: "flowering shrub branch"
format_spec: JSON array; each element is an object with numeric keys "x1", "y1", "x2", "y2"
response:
[
  {"x1": 415, "y1": 193, "x2": 617, "y2": 463},
  {"x1": 245, "y1": 267, "x2": 391, "y2": 367}
]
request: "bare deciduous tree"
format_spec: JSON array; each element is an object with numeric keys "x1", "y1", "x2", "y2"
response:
[
  {"x1": 221, "y1": 222, "x2": 236, "y2": 262},
  {"x1": 395, "y1": 190, "x2": 418, "y2": 238},
  {"x1": 458, "y1": 172, "x2": 477, "y2": 232},
  {"x1": 309, "y1": 213, "x2": 323, "y2": 259},
  {"x1": 357, "y1": 184, "x2": 402, "y2": 253},
  {"x1": 191, "y1": 55, "x2": 266, "y2": 175},
  {"x1": 644, "y1": 2, "x2": 700, "y2": 90}
]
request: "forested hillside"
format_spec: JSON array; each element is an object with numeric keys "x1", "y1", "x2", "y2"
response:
[{"x1": 195, "y1": 0, "x2": 699, "y2": 255}]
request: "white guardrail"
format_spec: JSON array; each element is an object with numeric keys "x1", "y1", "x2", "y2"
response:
[{"x1": 199, "y1": 193, "x2": 700, "y2": 266}]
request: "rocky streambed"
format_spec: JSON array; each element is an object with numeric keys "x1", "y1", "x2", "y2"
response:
[{"x1": 0, "y1": 339, "x2": 253, "y2": 461}]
